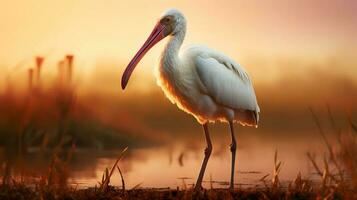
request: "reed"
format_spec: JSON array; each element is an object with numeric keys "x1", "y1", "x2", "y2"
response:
[
  {"x1": 99, "y1": 147, "x2": 128, "y2": 192},
  {"x1": 57, "y1": 60, "x2": 65, "y2": 86},
  {"x1": 272, "y1": 149, "x2": 282, "y2": 189},
  {"x1": 28, "y1": 68, "x2": 34, "y2": 91},
  {"x1": 35, "y1": 56, "x2": 44, "y2": 87},
  {"x1": 65, "y1": 54, "x2": 74, "y2": 84},
  {"x1": 306, "y1": 107, "x2": 357, "y2": 199}
]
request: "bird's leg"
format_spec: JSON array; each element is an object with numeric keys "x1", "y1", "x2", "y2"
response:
[
  {"x1": 229, "y1": 121, "x2": 237, "y2": 190},
  {"x1": 194, "y1": 123, "x2": 212, "y2": 191}
]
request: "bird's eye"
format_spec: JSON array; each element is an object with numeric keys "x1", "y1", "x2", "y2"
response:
[{"x1": 161, "y1": 17, "x2": 172, "y2": 24}]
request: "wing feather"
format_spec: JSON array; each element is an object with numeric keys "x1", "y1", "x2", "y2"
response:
[{"x1": 193, "y1": 51, "x2": 260, "y2": 116}]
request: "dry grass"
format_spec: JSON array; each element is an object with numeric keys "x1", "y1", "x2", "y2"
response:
[{"x1": 99, "y1": 147, "x2": 128, "y2": 192}]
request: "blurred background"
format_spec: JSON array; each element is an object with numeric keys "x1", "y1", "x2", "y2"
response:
[{"x1": 0, "y1": 0, "x2": 356, "y2": 189}]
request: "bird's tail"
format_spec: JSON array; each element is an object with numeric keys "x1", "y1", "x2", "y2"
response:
[{"x1": 234, "y1": 110, "x2": 259, "y2": 127}]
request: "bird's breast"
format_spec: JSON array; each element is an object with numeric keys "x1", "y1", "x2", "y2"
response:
[{"x1": 155, "y1": 63, "x2": 201, "y2": 114}]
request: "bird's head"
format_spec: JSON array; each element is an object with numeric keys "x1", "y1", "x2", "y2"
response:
[
  {"x1": 121, "y1": 9, "x2": 186, "y2": 90},
  {"x1": 159, "y1": 9, "x2": 187, "y2": 36}
]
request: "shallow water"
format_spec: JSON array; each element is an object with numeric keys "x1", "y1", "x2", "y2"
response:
[
  {"x1": 28, "y1": 134, "x2": 330, "y2": 189},
  {"x1": 0, "y1": 129, "x2": 329, "y2": 189}
]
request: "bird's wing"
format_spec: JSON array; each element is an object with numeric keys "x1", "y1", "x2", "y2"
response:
[{"x1": 193, "y1": 47, "x2": 260, "y2": 117}]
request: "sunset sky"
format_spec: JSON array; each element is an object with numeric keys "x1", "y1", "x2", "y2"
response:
[{"x1": 1, "y1": 0, "x2": 356, "y2": 91}]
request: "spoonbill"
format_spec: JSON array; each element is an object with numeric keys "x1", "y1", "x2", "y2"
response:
[{"x1": 121, "y1": 9, "x2": 260, "y2": 190}]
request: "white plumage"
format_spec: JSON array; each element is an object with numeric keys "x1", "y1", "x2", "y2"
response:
[
  {"x1": 156, "y1": 44, "x2": 260, "y2": 125},
  {"x1": 122, "y1": 8, "x2": 260, "y2": 191}
]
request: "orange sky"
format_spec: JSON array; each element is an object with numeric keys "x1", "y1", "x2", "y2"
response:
[{"x1": 1, "y1": 0, "x2": 356, "y2": 90}]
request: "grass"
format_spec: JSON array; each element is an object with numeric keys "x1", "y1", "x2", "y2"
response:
[
  {"x1": 0, "y1": 185, "x2": 325, "y2": 200},
  {"x1": 0, "y1": 159, "x2": 354, "y2": 200}
]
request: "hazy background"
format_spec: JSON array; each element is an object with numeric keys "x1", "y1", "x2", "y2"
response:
[{"x1": 0, "y1": 0, "x2": 356, "y2": 188}]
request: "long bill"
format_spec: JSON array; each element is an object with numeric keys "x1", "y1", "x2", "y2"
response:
[{"x1": 121, "y1": 23, "x2": 166, "y2": 90}]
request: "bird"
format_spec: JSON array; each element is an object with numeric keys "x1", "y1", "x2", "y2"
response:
[{"x1": 121, "y1": 9, "x2": 260, "y2": 191}]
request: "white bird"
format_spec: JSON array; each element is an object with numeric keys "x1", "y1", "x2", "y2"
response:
[{"x1": 121, "y1": 9, "x2": 260, "y2": 191}]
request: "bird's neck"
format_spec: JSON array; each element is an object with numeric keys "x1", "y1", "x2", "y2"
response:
[{"x1": 160, "y1": 28, "x2": 186, "y2": 71}]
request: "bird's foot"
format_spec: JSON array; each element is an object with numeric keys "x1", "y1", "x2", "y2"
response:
[
  {"x1": 229, "y1": 184, "x2": 234, "y2": 191},
  {"x1": 193, "y1": 184, "x2": 203, "y2": 192},
  {"x1": 192, "y1": 185, "x2": 204, "y2": 199}
]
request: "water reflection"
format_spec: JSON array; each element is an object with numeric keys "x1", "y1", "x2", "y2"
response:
[{"x1": 0, "y1": 132, "x2": 325, "y2": 189}]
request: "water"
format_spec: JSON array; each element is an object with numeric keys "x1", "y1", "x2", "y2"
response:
[{"x1": 0, "y1": 133, "x2": 325, "y2": 189}]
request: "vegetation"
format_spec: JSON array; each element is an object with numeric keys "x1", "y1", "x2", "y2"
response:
[{"x1": 0, "y1": 55, "x2": 155, "y2": 153}]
